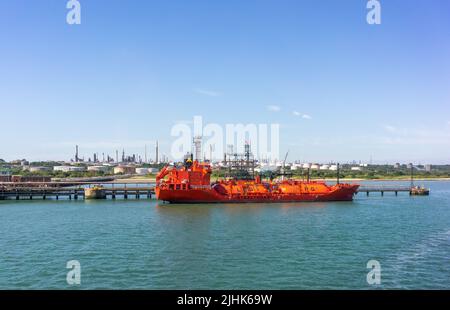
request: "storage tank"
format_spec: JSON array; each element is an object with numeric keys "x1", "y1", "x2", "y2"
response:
[
  {"x1": 135, "y1": 168, "x2": 150, "y2": 175},
  {"x1": 87, "y1": 166, "x2": 111, "y2": 173},
  {"x1": 310, "y1": 164, "x2": 320, "y2": 170},
  {"x1": 113, "y1": 166, "x2": 136, "y2": 175}
]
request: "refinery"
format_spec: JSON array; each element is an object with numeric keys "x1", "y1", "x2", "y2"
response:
[{"x1": 0, "y1": 140, "x2": 447, "y2": 184}]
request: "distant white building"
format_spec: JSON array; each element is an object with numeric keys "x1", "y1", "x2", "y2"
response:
[
  {"x1": 290, "y1": 164, "x2": 302, "y2": 170},
  {"x1": 28, "y1": 166, "x2": 52, "y2": 173},
  {"x1": 329, "y1": 165, "x2": 338, "y2": 171},
  {"x1": 351, "y1": 167, "x2": 362, "y2": 171},
  {"x1": 54, "y1": 166, "x2": 87, "y2": 172},
  {"x1": 135, "y1": 168, "x2": 152, "y2": 175},
  {"x1": 87, "y1": 166, "x2": 111, "y2": 173},
  {"x1": 148, "y1": 168, "x2": 159, "y2": 174}
]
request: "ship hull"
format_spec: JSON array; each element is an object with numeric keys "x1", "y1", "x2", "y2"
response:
[{"x1": 156, "y1": 185, "x2": 359, "y2": 204}]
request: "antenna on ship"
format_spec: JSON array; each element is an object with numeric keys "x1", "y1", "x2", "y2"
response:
[
  {"x1": 337, "y1": 163, "x2": 340, "y2": 185},
  {"x1": 209, "y1": 144, "x2": 213, "y2": 162},
  {"x1": 193, "y1": 136, "x2": 202, "y2": 161},
  {"x1": 281, "y1": 150, "x2": 289, "y2": 181}
]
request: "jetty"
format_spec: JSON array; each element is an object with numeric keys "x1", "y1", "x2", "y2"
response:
[
  {"x1": 0, "y1": 182, "x2": 155, "y2": 200},
  {"x1": 356, "y1": 185, "x2": 412, "y2": 196}
]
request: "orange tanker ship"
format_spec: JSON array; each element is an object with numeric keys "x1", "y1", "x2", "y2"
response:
[{"x1": 155, "y1": 154, "x2": 359, "y2": 204}]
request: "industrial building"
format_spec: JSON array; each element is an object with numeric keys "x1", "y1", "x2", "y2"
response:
[
  {"x1": 27, "y1": 166, "x2": 52, "y2": 173},
  {"x1": 87, "y1": 166, "x2": 111, "y2": 173},
  {"x1": 53, "y1": 166, "x2": 87, "y2": 172}
]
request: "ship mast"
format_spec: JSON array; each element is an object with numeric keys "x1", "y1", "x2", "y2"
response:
[{"x1": 224, "y1": 142, "x2": 256, "y2": 180}]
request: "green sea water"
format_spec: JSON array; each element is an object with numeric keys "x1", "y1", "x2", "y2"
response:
[{"x1": 1, "y1": 181, "x2": 449, "y2": 289}]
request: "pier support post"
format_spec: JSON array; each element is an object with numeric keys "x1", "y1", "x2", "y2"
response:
[
  {"x1": 381, "y1": 191, "x2": 384, "y2": 196},
  {"x1": 395, "y1": 191, "x2": 398, "y2": 196},
  {"x1": 112, "y1": 191, "x2": 116, "y2": 199},
  {"x1": 366, "y1": 191, "x2": 369, "y2": 196},
  {"x1": 30, "y1": 195, "x2": 32, "y2": 200},
  {"x1": 124, "y1": 191, "x2": 128, "y2": 199},
  {"x1": 147, "y1": 191, "x2": 151, "y2": 199},
  {"x1": 74, "y1": 194, "x2": 78, "y2": 200},
  {"x1": 56, "y1": 195, "x2": 59, "y2": 200},
  {"x1": 16, "y1": 195, "x2": 19, "y2": 200}
]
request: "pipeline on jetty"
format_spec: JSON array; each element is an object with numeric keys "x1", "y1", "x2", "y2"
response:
[{"x1": 0, "y1": 182, "x2": 155, "y2": 200}]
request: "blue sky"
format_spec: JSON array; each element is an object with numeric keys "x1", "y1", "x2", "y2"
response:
[{"x1": 1, "y1": 0, "x2": 449, "y2": 163}]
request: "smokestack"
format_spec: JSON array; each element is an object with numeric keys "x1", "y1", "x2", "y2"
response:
[
  {"x1": 75, "y1": 145, "x2": 79, "y2": 162},
  {"x1": 145, "y1": 145, "x2": 147, "y2": 163}
]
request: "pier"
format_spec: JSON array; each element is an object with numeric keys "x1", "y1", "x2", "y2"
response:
[
  {"x1": 356, "y1": 186, "x2": 414, "y2": 196},
  {"x1": 0, "y1": 182, "x2": 155, "y2": 200}
]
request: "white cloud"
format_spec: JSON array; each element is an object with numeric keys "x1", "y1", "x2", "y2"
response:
[
  {"x1": 383, "y1": 125, "x2": 399, "y2": 133},
  {"x1": 267, "y1": 105, "x2": 281, "y2": 112},
  {"x1": 194, "y1": 89, "x2": 222, "y2": 97},
  {"x1": 293, "y1": 111, "x2": 311, "y2": 119}
]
